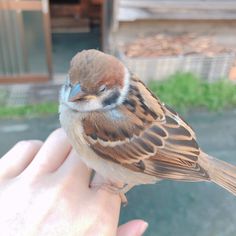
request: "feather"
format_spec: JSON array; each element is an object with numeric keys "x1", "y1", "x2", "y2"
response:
[{"x1": 82, "y1": 75, "x2": 209, "y2": 181}]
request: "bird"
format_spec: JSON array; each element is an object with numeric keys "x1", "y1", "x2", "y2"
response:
[{"x1": 59, "y1": 49, "x2": 236, "y2": 202}]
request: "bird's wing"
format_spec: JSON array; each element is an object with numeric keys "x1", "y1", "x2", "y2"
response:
[{"x1": 82, "y1": 77, "x2": 209, "y2": 181}]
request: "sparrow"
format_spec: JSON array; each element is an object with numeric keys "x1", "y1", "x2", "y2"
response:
[{"x1": 59, "y1": 49, "x2": 236, "y2": 200}]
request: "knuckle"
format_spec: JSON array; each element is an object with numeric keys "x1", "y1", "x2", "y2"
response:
[
  {"x1": 49, "y1": 128, "x2": 66, "y2": 139},
  {"x1": 15, "y1": 140, "x2": 29, "y2": 146},
  {"x1": 16, "y1": 140, "x2": 43, "y2": 150}
]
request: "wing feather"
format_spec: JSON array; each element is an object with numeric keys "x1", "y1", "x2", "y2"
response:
[{"x1": 82, "y1": 77, "x2": 209, "y2": 181}]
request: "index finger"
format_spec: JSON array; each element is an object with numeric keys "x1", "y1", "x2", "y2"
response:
[{"x1": 22, "y1": 129, "x2": 72, "y2": 178}]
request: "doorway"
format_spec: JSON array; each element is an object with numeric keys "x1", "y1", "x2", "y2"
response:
[
  {"x1": 49, "y1": 0, "x2": 103, "y2": 73},
  {"x1": 0, "y1": 0, "x2": 103, "y2": 83}
]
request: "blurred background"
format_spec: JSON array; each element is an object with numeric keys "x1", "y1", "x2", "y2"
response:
[{"x1": 0, "y1": 0, "x2": 236, "y2": 235}]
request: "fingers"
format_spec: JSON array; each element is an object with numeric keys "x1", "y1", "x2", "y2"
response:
[
  {"x1": 0, "y1": 140, "x2": 42, "y2": 180},
  {"x1": 117, "y1": 220, "x2": 148, "y2": 236},
  {"x1": 23, "y1": 129, "x2": 72, "y2": 177}
]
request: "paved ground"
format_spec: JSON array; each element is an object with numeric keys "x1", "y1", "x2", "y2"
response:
[
  {"x1": 0, "y1": 80, "x2": 62, "y2": 107},
  {"x1": 0, "y1": 110, "x2": 236, "y2": 236}
]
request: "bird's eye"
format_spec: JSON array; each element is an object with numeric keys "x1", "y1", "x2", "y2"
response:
[{"x1": 99, "y1": 85, "x2": 107, "y2": 93}]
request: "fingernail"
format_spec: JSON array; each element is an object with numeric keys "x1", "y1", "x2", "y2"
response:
[{"x1": 138, "y1": 221, "x2": 148, "y2": 235}]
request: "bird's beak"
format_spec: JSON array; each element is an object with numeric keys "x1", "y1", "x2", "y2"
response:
[{"x1": 68, "y1": 83, "x2": 96, "y2": 102}]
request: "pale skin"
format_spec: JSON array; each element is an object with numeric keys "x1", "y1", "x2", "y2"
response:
[{"x1": 0, "y1": 129, "x2": 148, "y2": 236}]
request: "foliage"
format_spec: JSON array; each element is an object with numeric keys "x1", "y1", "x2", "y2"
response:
[
  {"x1": 0, "y1": 103, "x2": 58, "y2": 118},
  {"x1": 148, "y1": 73, "x2": 236, "y2": 112}
]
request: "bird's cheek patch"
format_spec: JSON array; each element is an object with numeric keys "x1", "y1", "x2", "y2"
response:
[{"x1": 102, "y1": 91, "x2": 121, "y2": 107}]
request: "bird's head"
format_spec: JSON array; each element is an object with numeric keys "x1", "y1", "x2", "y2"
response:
[{"x1": 60, "y1": 49, "x2": 130, "y2": 112}]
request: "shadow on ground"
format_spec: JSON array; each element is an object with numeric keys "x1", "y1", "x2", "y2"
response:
[{"x1": 0, "y1": 110, "x2": 236, "y2": 236}]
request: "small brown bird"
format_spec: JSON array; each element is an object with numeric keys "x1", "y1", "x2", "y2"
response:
[{"x1": 59, "y1": 49, "x2": 236, "y2": 200}]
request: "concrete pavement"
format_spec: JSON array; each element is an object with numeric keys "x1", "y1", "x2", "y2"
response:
[{"x1": 0, "y1": 77, "x2": 64, "y2": 107}]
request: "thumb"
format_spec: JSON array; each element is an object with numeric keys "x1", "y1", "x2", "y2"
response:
[{"x1": 117, "y1": 220, "x2": 148, "y2": 236}]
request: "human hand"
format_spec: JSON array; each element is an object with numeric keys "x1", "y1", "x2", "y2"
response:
[{"x1": 0, "y1": 129, "x2": 148, "y2": 236}]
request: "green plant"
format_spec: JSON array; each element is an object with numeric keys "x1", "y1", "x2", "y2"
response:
[
  {"x1": 0, "y1": 102, "x2": 58, "y2": 118},
  {"x1": 148, "y1": 73, "x2": 236, "y2": 112}
]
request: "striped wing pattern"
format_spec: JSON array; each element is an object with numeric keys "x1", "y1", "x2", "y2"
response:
[{"x1": 82, "y1": 76, "x2": 209, "y2": 181}]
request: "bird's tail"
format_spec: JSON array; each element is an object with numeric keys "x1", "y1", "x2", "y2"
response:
[{"x1": 199, "y1": 151, "x2": 236, "y2": 196}]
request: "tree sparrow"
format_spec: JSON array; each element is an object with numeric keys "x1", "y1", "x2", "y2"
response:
[{"x1": 59, "y1": 49, "x2": 236, "y2": 200}]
